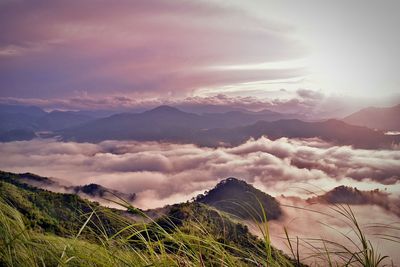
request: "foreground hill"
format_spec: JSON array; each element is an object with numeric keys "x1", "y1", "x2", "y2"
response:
[
  {"x1": 0, "y1": 171, "x2": 132, "y2": 237},
  {"x1": 0, "y1": 171, "x2": 298, "y2": 266},
  {"x1": 195, "y1": 177, "x2": 282, "y2": 221},
  {"x1": 343, "y1": 104, "x2": 400, "y2": 131},
  {"x1": 13, "y1": 172, "x2": 136, "y2": 204}
]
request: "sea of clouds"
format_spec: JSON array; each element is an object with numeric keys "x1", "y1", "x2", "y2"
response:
[
  {"x1": 1, "y1": 137, "x2": 399, "y2": 264},
  {"x1": 0, "y1": 137, "x2": 399, "y2": 209}
]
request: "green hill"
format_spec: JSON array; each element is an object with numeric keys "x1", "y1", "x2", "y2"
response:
[
  {"x1": 0, "y1": 171, "x2": 297, "y2": 266},
  {"x1": 195, "y1": 177, "x2": 282, "y2": 221}
]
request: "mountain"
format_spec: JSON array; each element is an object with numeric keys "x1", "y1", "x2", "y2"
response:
[
  {"x1": 6, "y1": 171, "x2": 136, "y2": 204},
  {"x1": 0, "y1": 104, "x2": 97, "y2": 141},
  {"x1": 198, "y1": 119, "x2": 399, "y2": 149},
  {"x1": 58, "y1": 106, "x2": 399, "y2": 149},
  {"x1": 0, "y1": 171, "x2": 131, "y2": 237},
  {"x1": 195, "y1": 177, "x2": 282, "y2": 221},
  {"x1": 343, "y1": 104, "x2": 400, "y2": 131},
  {"x1": 3, "y1": 104, "x2": 397, "y2": 149},
  {"x1": 36, "y1": 110, "x2": 94, "y2": 131},
  {"x1": 0, "y1": 104, "x2": 47, "y2": 118},
  {"x1": 307, "y1": 185, "x2": 400, "y2": 217},
  {"x1": 201, "y1": 109, "x2": 303, "y2": 128},
  {"x1": 0, "y1": 128, "x2": 36, "y2": 141},
  {"x1": 58, "y1": 105, "x2": 304, "y2": 141},
  {"x1": 0, "y1": 104, "x2": 47, "y2": 134},
  {"x1": 0, "y1": 170, "x2": 298, "y2": 266}
]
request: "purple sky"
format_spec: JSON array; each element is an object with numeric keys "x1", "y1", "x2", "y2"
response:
[{"x1": 0, "y1": 0, "x2": 399, "y2": 113}]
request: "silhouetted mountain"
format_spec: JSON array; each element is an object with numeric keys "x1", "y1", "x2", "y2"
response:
[
  {"x1": 0, "y1": 104, "x2": 47, "y2": 118},
  {"x1": 308, "y1": 185, "x2": 400, "y2": 217},
  {"x1": 2, "y1": 104, "x2": 398, "y2": 148},
  {"x1": 199, "y1": 119, "x2": 399, "y2": 149},
  {"x1": 0, "y1": 128, "x2": 36, "y2": 141},
  {"x1": 36, "y1": 110, "x2": 93, "y2": 130},
  {"x1": 201, "y1": 109, "x2": 303, "y2": 128},
  {"x1": 60, "y1": 106, "x2": 201, "y2": 142},
  {"x1": 58, "y1": 106, "x2": 399, "y2": 149},
  {"x1": 0, "y1": 104, "x2": 46, "y2": 133},
  {"x1": 60, "y1": 105, "x2": 297, "y2": 142},
  {"x1": 195, "y1": 177, "x2": 282, "y2": 221},
  {"x1": 0, "y1": 104, "x2": 97, "y2": 140},
  {"x1": 343, "y1": 104, "x2": 400, "y2": 131}
]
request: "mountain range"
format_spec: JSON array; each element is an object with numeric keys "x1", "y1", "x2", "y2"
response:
[
  {"x1": 59, "y1": 106, "x2": 399, "y2": 149},
  {"x1": 1, "y1": 103, "x2": 399, "y2": 149},
  {"x1": 0, "y1": 104, "x2": 95, "y2": 141}
]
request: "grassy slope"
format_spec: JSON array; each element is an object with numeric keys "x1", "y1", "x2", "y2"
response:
[
  {"x1": 0, "y1": 171, "x2": 297, "y2": 266},
  {"x1": 2, "y1": 171, "x2": 398, "y2": 266}
]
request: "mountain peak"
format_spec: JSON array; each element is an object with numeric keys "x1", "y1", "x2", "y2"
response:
[
  {"x1": 146, "y1": 105, "x2": 183, "y2": 114},
  {"x1": 195, "y1": 177, "x2": 282, "y2": 221},
  {"x1": 343, "y1": 103, "x2": 400, "y2": 131}
]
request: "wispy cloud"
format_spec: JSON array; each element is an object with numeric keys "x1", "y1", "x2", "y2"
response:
[{"x1": 0, "y1": 0, "x2": 305, "y2": 99}]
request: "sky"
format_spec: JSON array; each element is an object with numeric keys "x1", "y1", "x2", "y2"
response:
[{"x1": 0, "y1": 0, "x2": 399, "y2": 114}]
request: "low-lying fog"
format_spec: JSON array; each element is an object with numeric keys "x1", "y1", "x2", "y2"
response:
[{"x1": 1, "y1": 137, "x2": 399, "y2": 208}]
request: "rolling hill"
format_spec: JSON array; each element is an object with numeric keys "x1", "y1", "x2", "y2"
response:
[
  {"x1": 307, "y1": 185, "x2": 400, "y2": 217},
  {"x1": 195, "y1": 177, "x2": 282, "y2": 221},
  {"x1": 0, "y1": 170, "x2": 297, "y2": 266}
]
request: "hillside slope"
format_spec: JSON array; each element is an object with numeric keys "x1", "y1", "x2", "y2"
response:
[
  {"x1": 0, "y1": 171, "x2": 297, "y2": 266},
  {"x1": 195, "y1": 177, "x2": 282, "y2": 221},
  {"x1": 343, "y1": 104, "x2": 400, "y2": 131}
]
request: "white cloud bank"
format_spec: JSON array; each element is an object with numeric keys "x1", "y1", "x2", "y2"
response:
[{"x1": 0, "y1": 137, "x2": 399, "y2": 209}]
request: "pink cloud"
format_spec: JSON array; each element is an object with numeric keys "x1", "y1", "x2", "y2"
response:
[
  {"x1": 0, "y1": 137, "x2": 398, "y2": 209},
  {"x1": 0, "y1": 0, "x2": 306, "y2": 99}
]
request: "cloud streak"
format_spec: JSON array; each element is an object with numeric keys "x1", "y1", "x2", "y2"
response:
[
  {"x1": 0, "y1": 0, "x2": 305, "y2": 99},
  {"x1": 0, "y1": 89, "x2": 369, "y2": 118}
]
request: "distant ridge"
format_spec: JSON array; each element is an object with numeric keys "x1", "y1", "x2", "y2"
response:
[
  {"x1": 59, "y1": 106, "x2": 399, "y2": 149},
  {"x1": 343, "y1": 104, "x2": 400, "y2": 131}
]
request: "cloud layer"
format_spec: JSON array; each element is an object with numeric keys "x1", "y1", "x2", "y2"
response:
[
  {"x1": 0, "y1": 137, "x2": 399, "y2": 209},
  {"x1": 0, "y1": 0, "x2": 305, "y2": 99},
  {"x1": 262, "y1": 197, "x2": 400, "y2": 265}
]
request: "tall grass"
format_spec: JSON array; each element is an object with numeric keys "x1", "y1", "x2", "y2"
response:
[
  {"x1": 280, "y1": 203, "x2": 400, "y2": 267},
  {"x1": 0, "y1": 195, "x2": 399, "y2": 266}
]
